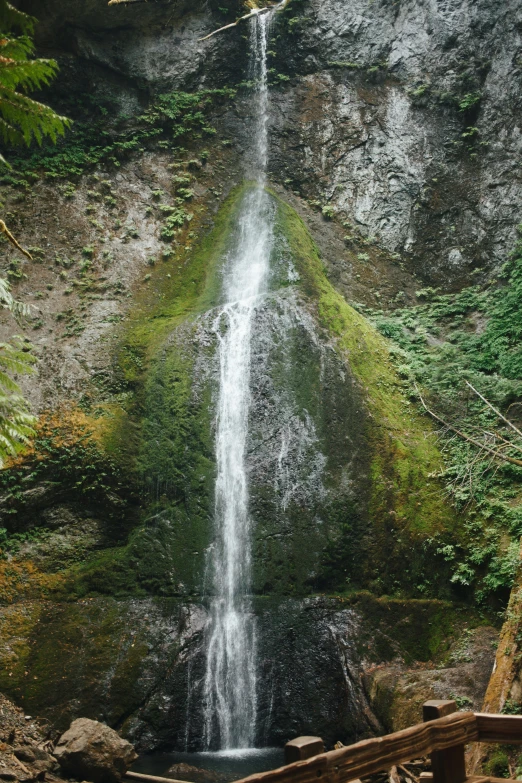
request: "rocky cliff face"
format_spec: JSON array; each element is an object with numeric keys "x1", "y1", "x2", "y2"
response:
[
  {"x1": 22, "y1": 0, "x2": 522, "y2": 293},
  {"x1": 0, "y1": 0, "x2": 514, "y2": 751}
]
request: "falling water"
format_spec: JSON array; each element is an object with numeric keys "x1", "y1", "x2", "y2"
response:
[{"x1": 203, "y1": 11, "x2": 273, "y2": 751}]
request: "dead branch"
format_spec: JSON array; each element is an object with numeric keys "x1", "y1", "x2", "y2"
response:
[
  {"x1": 465, "y1": 379, "x2": 522, "y2": 441},
  {"x1": 198, "y1": 0, "x2": 292, "y2": 42},
  {"x1": 0, "y1": 220, "x2": 32, "y2": 260},
  {"x1": 414, "y1": 383, "x2": 522, "y2": 467},
  {"x1": 483, "y1": 429, "x2": 522, "y2": 455},
  {"x1": 398, "y1": 765, "x2": 420, "y2": 783}
]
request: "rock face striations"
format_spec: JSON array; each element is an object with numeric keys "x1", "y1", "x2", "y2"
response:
[{"x1": 0, "y1": 0, "x2": 516, "y2": 753}]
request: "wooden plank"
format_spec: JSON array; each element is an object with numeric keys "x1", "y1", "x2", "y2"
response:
[
  {"x1": 475, "y1": 714, "x2": 522, "y2": 744},
  {"x1": 423, "y1": 700, "x2": 466, "y2": 783},
  {"x1": 235, "y1": 713, "x2": 479, "y2": 783},
  {"x1": 286, "y1": 738, "x2": 325, "y2": 764}
]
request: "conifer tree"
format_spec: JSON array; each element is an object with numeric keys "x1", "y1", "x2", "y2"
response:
[
  {"x1": 0, "y1": 2, "x2": 71, "y2": 465},
  {"x1": 0, "y1": 1, "x2": 70, "y2": 159}
]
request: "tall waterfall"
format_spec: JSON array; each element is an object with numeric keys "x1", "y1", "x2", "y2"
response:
[{"x1": 203, "y1": 11, "x2": 273, "y2": 751}]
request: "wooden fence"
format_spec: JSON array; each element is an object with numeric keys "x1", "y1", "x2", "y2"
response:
[
  {"x1": 126, "y1": 700, "x2": 522, "y2": 783},
  {"x1": 233, "y1": 700, "x2": 522, "y2": 783}
]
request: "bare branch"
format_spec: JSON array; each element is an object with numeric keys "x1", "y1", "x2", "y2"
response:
[
  {"x1": 0, "y1": 220, "x2": 32, "y2": 260},
  {"x1": 108, "y1": 0, "x2": 150, "y2": 5},
  {"x1": 198, "y1": 0, "x2": 292, "y2": 42},
  {"x1": 483, "y1": 430, "x2": 522, "y2": 455},
  {"x1": 414, "y1": 383, "x2": 522, "y2": 468},
  {"x1": 465, "y1": 379, "x2": 522, "y2": 440}
]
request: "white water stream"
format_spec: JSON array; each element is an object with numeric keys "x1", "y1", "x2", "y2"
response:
[{"x1": 203, "y1": 11, "x2": 274, "y2": 751}]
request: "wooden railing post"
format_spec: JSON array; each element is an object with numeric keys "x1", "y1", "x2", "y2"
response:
[
  {"x1": 284, "y1": 736, "x2": 325, "y2": 765},
  {"x1": 423, "y1": 701, "x2": 466, "y2": 783}
]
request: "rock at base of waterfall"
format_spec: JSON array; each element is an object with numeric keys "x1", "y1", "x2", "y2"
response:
[
  {"x1": 166, "y1": 764, "x2": 226, "y2": 783},
  {"x1": 54, "y1": 718, "x2": 137, "y2": 783}
]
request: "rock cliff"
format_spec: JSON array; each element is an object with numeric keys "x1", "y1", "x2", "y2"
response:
[{"x1": 0, "y1": 0, "x2": 516, "y2": 751}]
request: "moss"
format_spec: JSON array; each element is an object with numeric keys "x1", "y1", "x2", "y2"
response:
[
  {"x1": 3, "y1": 186, "x2": 461, "y2": 603},
  {"x1": 484, "y1": 747, "x2": 510, "y2": 778},
  {"x1": 345, "y1": 591, "x2": 478, "y2": 663},
  {"x1": 271, "y1": 193, "x2": 462, "y2": 596},
  {"x1": 0, "y1": 599, "x2": 151, "y2": 728},
  {"x1": 56, "y1": 187, "x2": 253, "y2": 598},
  {"x1": 0, "y1": 602, "x2": 43, "y2": 689},
  {"x1": 115, "y1": 183, "x2": 247, "y2": 372}
]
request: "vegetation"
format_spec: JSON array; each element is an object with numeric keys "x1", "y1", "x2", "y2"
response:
[
  {"x1": 0, "y1": 280, "x2": 35, "y2": 465},
  {"x1": 9, "y1": 88, "x2": 235, "y2": 180},
  {"x1": 360, "y1": 239, "x2": 522, "y2": 605},
  {"x1": 0, "y1": 2, "x2": 69, "y2": 158},
  {"x1": 0, "y1": 1, "x2": 72, "y2": 463},
  {"x1": 272, "y1": 193, "x2": 462, "y2": 599},
  {"x1": 0, "y1": 411, "x2": 134, "y2": 540}
]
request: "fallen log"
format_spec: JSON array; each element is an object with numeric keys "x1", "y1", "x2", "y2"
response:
[{"x1": 126, "y1": 771, "x2": 190, "y2": 783}]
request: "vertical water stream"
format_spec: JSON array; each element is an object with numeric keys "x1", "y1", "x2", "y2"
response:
[{"x1": 203, "y1": 11, "x2": 273, "y2": 751}]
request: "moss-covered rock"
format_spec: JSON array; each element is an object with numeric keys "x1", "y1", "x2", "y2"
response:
[{"x1": 0, "y1": 184, "x2": 475, "y2": 747}]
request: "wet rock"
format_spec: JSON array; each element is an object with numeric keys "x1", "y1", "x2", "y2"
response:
[
  {"x1": 166, "y1": 764, "x2": 226, "y2": 783},
  {"x1": 54, "y1": 719, "x2": 137, "y2": 783},
  {"x1": 365, "y1": 626, "x2": 498, "y2": 732}
]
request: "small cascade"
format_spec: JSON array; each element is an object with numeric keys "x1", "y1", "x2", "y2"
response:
[{"x1": 202, "y1": 11, "x2": 274, "y2": 751}]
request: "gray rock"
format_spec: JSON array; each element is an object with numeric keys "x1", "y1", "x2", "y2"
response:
[{"x1": 54, "y1": 718, "x2": 137, "y2": 783}]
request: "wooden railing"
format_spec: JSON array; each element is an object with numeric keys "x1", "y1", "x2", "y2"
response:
[{"x1": 233, "y1": 701, "x2": 522, "y2": 783}]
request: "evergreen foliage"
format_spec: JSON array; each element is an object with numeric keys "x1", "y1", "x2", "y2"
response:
[
  {"x1": 0, "y1": 2, "x2": 71, "y2": 464},
  {"x1": 0, "y1": 1, "x2": 70, "y2": 157}
]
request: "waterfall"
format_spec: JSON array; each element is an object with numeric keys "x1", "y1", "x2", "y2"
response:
[{"x1": 202, "y1": 11, "x2": 273, "y2": 751}]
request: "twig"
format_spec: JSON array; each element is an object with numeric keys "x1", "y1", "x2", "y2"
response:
[
  {"x1": 414, "y1": 383, "x2": 522, "y2": 467},
  {"x1": 465, "y1": 379, "x2": 522, "y2": 440},
  {"x1": 0, "y1": 219, "x2": 32, "y2": 260},
  {"x1": 482, "y1": 430, "x2": 522, "y2": 455},
  {"x1": 10, "y1": 756, "x2": 30, "y2": 775}
]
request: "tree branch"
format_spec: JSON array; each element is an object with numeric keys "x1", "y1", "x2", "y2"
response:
[
  {"x1": 0, "y1": 219, "x2": 32, "y2": 260},
  {"x1": 198, "y1": 0, "x2": 292, "y2": 42},
  {"x1": 414, "y1": 382, "x2": 522, "y2": 468},
  {"x1": 465, "y1": 379, "x2": 522, "y2": 441}
]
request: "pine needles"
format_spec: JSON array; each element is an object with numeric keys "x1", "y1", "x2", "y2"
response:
[
  {"x1": 0, "y1": 3, "x2": 70, "y2": 154},
  {"x1": 0, "y1": 2, "x2": 68, "y2": 465}
]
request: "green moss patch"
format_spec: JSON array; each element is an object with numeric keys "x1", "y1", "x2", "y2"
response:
[{"x1": 272, "y1": 194, "x2": 462, "y2": 596}]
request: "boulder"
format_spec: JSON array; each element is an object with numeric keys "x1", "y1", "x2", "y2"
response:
[{"x1": 54, "y1": 718, "x2": 137, "y2": 783}]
